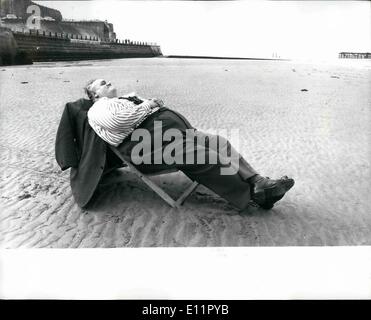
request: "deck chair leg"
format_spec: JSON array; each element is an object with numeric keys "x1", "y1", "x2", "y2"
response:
[
  {"x1": 109, "y1": 146, "x2": 179, "y2": 208},
  {"x1": 175, "y1": 181, "x2": 199, "y2": 207},
  {"x1": 133, "y1": 172, "x2": 179, "y2": 208}
]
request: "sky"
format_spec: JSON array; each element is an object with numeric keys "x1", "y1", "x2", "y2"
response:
[{"x1": 36, "y1": 1, "x2": 371, "y2": 59}]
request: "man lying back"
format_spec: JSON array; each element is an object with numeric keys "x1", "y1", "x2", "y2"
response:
[{"x1": 84, "y1": 78, "x2": 295, "y2": 210}]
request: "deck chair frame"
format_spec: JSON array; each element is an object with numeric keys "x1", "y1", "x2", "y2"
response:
[{"x1": 109, "y1": 145, "x2": 199, "y2": 208}]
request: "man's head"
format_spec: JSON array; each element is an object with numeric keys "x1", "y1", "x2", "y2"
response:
[{"x1": 85, "y1": 79, "x2": 117, "y2": 102}]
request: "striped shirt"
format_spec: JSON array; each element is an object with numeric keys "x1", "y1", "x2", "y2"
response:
[{"x1": 87, "y1": 97, "x2": 159, "y2": 146}]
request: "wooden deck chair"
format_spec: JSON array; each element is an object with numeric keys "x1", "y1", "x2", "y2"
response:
[{"x1": 108, "y1": 145, "x2": 199, "y2": 208}]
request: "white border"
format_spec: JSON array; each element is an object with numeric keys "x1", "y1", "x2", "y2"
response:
[{"x1": 1, "y1": 247, "x2": 371, "y2": 299}]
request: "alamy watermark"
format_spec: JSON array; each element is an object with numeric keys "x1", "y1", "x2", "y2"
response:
[
  {"x1": 26, "y1": 5, "x2": 41, "y2": 30},
  {"x1": 128, "y1": 121, "x2": 241, "y2": 176}
]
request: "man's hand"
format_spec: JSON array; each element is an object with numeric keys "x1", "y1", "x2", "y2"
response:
[
  {"x1": 150, "y1": 98, "x2": 164, "y2": 108},
  {"x1": 121, "y1": 92, "x2": 164, "y2": 108}
]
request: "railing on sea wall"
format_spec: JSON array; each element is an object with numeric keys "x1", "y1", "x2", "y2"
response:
[{"x1": 7, "y1": 26, "x2": 160, "y2": 48}]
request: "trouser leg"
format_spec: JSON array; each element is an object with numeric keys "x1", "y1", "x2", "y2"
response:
[
  {"x1": 178, "y1": 130, "x2": 258, "y2": 209},
  {"x1": 198, "y1": 131, "x2": 258, "y2": 180}
]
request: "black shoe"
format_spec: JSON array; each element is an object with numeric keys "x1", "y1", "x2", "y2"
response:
[{"x1": 251, "y1": 176, "x2": 295, "y2": 209}]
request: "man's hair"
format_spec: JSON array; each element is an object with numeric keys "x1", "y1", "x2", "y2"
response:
[{"x1": 84, "y1": 79, "x2": 97, "y2": 101}]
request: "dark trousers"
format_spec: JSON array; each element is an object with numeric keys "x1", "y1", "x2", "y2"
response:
[{"x1": 114, "y1": 108, "x2": 257, "y2": 209}]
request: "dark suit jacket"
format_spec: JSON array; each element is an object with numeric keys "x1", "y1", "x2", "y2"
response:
[{"x1": 55, "y1": 98, "x2": 108, "y2": 208}]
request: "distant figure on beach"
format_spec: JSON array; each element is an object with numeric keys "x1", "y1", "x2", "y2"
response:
[{"x1": 55, "y1": 78, "x2": 294, "y2": 210}]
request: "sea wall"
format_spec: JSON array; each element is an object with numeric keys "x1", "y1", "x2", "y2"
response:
[
  {"x1": 1, "y1": 1, "x2": 162, "y2": 64},
  {"x1": 1, "y1": 1, "x2": 115, "y2": 41},
  {"x1": 0, "y1": 27, "x2": 17, "y2": 64},
  {"x1": 0, "y1": 26, "x2": 31, "y2": 65},
  {"x1": 12, "y1": 31, "x2": 162, "y2": 62},
  {"x1": 2, "y1": 19, "x2": 116, "y2": 42}
]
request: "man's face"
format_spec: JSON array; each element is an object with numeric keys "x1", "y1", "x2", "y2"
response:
[{"x1": 90, "y1": 79, "x2": 117, "y2": 100}]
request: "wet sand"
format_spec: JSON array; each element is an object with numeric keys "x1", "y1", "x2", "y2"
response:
[{"x1": 0, "y1": 57, "x2": 370, "y2": 247}]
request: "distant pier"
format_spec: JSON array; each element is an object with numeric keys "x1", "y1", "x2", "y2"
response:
[{"x1": 339, "y1": 52, "x2": 371, "y2": 59}]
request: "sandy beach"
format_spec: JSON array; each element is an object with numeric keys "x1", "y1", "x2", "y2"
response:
[{"x1": 0, "y1": 57, "x2": 370, "y2": 248}]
